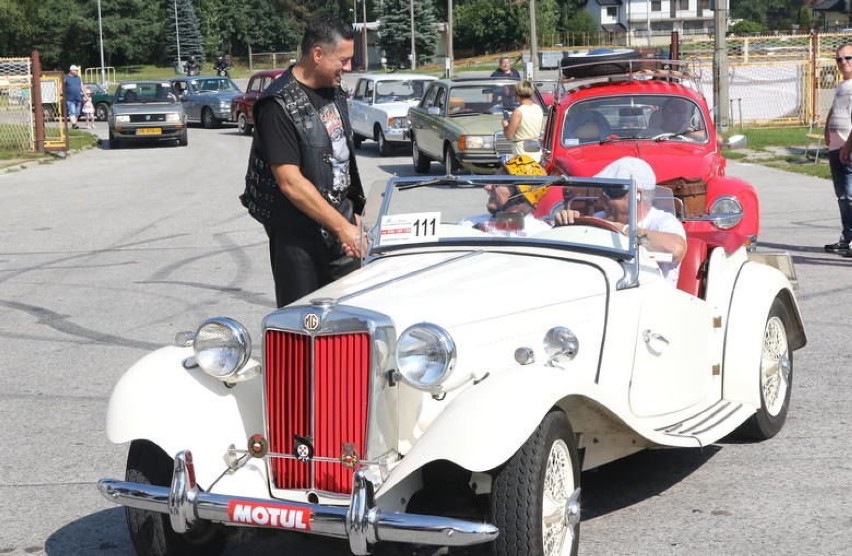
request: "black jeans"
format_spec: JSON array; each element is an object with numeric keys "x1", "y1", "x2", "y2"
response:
[{"x1": 265, "y1": 225, "x2": 359, "y2": 308}]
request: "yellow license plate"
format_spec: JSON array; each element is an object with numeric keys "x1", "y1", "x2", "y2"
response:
[{"x1": 137, "y1": 128, "x2": 162, "y2": 135}]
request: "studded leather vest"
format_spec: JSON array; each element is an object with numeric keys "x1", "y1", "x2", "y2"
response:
[{"x1": 240, "y1": 71, "x2": 364, "y2": 242}]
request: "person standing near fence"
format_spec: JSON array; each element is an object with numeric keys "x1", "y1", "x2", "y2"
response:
[
  {"x1": 827, "y1": 44, "x2": 852, "y2": 255},
  {"x1": 64, "y1": 65, "x2": 83, "y2": 130},
  {"x1": 240, "y1": 14, "x2": 365, "y2": 308}
]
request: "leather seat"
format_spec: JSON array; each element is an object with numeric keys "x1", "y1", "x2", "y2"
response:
[{"x1": 676, "y1": 237, "x2": 708, "y2": 297}]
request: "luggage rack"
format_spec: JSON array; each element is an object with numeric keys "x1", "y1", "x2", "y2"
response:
[{"x1": 552, "y1": 58, "x2": 702, "y2": 103}]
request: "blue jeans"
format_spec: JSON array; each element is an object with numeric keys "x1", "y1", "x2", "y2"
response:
[
  {"x1": 66, "y1": 99, "x2": 81, "y2": 118},
  {"x1": 828, "y1": 149, "x2": 852, "y2": 242}
]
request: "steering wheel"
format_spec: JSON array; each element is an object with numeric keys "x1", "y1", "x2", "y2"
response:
[{"x1": 573, "y1": 216, "x2": 625, "y2": 234}]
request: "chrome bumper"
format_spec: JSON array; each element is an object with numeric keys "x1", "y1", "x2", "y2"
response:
[{"x1": 97, "y1": 450, "x2": 498, "y2": 555}]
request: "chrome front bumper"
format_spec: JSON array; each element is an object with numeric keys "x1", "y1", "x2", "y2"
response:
[{"x1": 97, "y1": 450, "x2": 498, "y2": 555}]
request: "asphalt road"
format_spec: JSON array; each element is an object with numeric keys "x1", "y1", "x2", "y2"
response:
[{"x1": 0, "y1": 114, "x2": 850, "y2": 556}]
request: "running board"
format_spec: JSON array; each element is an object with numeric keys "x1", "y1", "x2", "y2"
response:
[{"x1": 654, "y1": 400, "x2": 757, "y2": 447}]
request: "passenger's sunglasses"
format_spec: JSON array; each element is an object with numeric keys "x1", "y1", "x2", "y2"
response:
[
  {"x1": 837, "y1": 56, "x2": 852, "y2": 63},
  {"x1": 601, "y1": 186, "x2": 629, "y2": 200}
]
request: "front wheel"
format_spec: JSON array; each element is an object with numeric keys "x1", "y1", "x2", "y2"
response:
[
  {"x1": 491, "y1": 411, "x2": 581, "y2": 556},
  {"x1": 178, "y1": 130, "x2": 189, "y2": 147},
  {"x1": 201, "y1": 107, "x2": 218, "y2": 129},
  {"x1": 125, "y1": 440, "x2": 226, "y2": 556},
  {"x1": 444, "y1": 144, "x2": 460, "y2": 174},
  {"x1": 376, "y1": 127, "x2": 391, "y2": 156},
  {"x1": 737, "y1": 298, "x2": 793, "y2": 440}
]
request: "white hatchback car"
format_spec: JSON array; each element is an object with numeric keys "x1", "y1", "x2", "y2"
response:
[
  {"x1": 98, "y1": 172, "x2": 805, "y2": 556},
  {"x1": 348, "y1": 73, "x2": 437, "y2": 156}
]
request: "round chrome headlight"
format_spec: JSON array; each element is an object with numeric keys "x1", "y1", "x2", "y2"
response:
[
  {"x1": 193, "y1": 317, "x2": 251, "y2": 379},
  {"x1": 709, "y1": 195, "x2": 743, "y2": 230},
  {"x1": 395, "y1": 323, "x2": 456, "y2": 392}
]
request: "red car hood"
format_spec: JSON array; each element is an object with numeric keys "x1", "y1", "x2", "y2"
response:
[{"x1": 550, "y1": 141, "x2": 721, "y2": 184}]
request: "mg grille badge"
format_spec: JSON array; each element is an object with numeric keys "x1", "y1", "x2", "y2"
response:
[{"x1": 303, "y1": 313, "x2": 320, "y2": 331}]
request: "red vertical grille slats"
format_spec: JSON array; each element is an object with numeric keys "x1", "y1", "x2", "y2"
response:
[
  {"x1": 265, "y1": 329, "x2": 370, "y2": 495},
  {"x1": 314, "y1": 333, "x2": 370, "y2": 492},
  {"x1": 265, "y1": 331, "x2": 311, "y2": 489}
]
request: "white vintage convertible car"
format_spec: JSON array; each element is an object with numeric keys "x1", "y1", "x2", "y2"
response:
[{"x1": 97, "y1": 172, "x2": 806, "y2": 556}]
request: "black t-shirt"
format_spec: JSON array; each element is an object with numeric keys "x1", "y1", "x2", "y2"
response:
[{"x1": 255, "y1": 83, "x2": 338, "y2": 166}]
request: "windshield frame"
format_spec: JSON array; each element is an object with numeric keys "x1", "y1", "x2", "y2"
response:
[{"x1": 364, "y1": 174, "x2": 644, "y2": 289}]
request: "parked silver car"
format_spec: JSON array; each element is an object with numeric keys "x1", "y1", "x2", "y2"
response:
[
  {"x1": 108, "y1": 81, "x2": 187, "y2": 148},
  {"x1": 170, "y1": 76, "x2": 242, "y2": 128}
]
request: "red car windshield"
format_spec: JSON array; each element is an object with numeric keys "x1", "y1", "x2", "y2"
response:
[{"x1": 562, "y1": 95, "x2": 708, "y2": 146}]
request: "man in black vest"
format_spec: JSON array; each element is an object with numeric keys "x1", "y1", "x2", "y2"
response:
[{"x1": 241, "y1": 15, "x2": 365, "y2": 307}]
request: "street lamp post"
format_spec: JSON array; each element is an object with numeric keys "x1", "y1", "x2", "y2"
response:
[
  {"x1": 410, "y1": 0, "x2": 416, "y2": 70},
  {"x1": 174, "y1": 0, "x2": 182, "y2": 70},
  {"x1": 96, "y1": 0, "x2": 106, "y2": 87},
  {"x1": 447, "y1": 0, "x2": 453, "y2": 78},
  {"x1": 362, "y1": 0, "x2": 369, "y2": 70}
]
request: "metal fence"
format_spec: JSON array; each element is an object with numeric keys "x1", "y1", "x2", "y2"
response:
[
  {"x1": 682, "y1": 32, "x2": 851, "y2": 127},
  {"x1": 0, "y1": 57, "x2": 35, "y2": 151}
]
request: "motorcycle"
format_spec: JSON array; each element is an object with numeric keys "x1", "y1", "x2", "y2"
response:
[
  {"x1": 184, "y1": 57, "x2": 201, "y2": 76},
  {"x1": 214, "y1": 57, "x2": 230, "y2": 78}
]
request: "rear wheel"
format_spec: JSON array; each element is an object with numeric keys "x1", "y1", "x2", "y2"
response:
[
  {"x1": 125, "y1": 440, "x2": 226, "y2": 556},
  {"x1": 201, "y1": 107, "x2": 218, "y2": 129},
  {"x1": 237, "y1": 112, "x2": 252, "y2": 135},
  {"x1": 491, "y1": 411, "x2": 581, "y2": 556},
  {"x1": 737, "y1": 298, "x2": 793, "y2": 440},
  {"x1": 412, "y1": 136, "x2": 430, "y2": 173}
]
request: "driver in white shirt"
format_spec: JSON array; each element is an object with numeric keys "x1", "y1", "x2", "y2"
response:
[{"x1": 555, "y1": 157, "x2": 687, "y2": 286}]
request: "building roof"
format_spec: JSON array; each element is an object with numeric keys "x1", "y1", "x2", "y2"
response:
[
  {"x1": 602, "y1": 23, "x2": 627, "y2": 33},
  {"x1": 597, "y1": 0, "x2": 622, "y2": 6},
  {"x1": 812, "y1": 0, "x2": 849, "y2": 11}
]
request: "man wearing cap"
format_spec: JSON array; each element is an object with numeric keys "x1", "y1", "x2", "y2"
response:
[
  {"x1": 556, "y1": 156, "x2": 687, "y2": 285},
  {"x1": 460, "y1": 154, "x2": 551, "y2": 236},
  {"x1": 64, "y1": 65, "x2": 84, "y2": 129}
]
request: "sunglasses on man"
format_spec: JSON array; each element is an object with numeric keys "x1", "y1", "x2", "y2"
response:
[{"x1": 601, "y1": 186, "x2": 629, "y2": 200}]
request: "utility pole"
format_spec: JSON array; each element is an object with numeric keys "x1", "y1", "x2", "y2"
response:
[
  {"x1": 174, "y1": 0, "x2": 182, "y2": 68},
  {"x1": 362, "y1": 0, "x2": 369, "y2": 71},
  {"x1": 713, "y1": 0, "x2": 730, "y2": 131},
  {"x1": 529, "y1": 0, "x2": 538, "y2": 79},
  {"x1": 97, "y1": 0, "x2": 106, "y2": 86},
  {"x1": 447, "y1": 0, "x2": 454, "y2": 78},
  {"x1": 410, "y1": 0, "x2": 416, "y2": 70}
]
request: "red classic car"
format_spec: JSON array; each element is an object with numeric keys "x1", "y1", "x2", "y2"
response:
[
  {"x1": 231, "y1": 68, "x2": 287, "y2": 135},
  {"x1": 536, "y1": 60, "x2": 759, "y2": 295}
]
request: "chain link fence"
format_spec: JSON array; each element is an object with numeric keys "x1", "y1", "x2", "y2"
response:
[
  {"x1": 681, "y1": 32, "x2": 852, "y2": 127},
  {"x1": 0, "y1": 57, "x2": 35, "y2": 151}
]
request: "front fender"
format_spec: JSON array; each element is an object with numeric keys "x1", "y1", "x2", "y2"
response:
[
  {"x1": 106, "y1": 346, "x2": 264, "y2": 488},
  {"x1": 379, "y1": 365, "x2": 588, "y2": 495},
  {"x1": 723, "y1": 262, "x2": 806, "y2": 406}
]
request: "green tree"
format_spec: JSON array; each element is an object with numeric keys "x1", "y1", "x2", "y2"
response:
[
  {"x1": 454, "y1": 0, "x2": 524, "y2": 55},
  {"x1": 167, "y1": 0, "x2": 204, "y2": 64},
  {"x1": 564, "y1": 10, "x2": 598, "y2": 46},
  {"x1": 730, "y1": 20, "x2": 765, "y2": 35},
  {"x1": 379, "y1": 0, "x2": 439, "y2": 68},
  {"x1": 0, "y1": 0, "x2": 32, "y2": 57}
]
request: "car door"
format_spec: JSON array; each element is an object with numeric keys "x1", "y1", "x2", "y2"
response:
[
  {"x1": 413, "y1": 83, "x2": 446, "y2": 159},
  {"x1": 176, "y1": 80, "x2": 200, "y2": 121},
  {"x1": 349, "y1": 78, "x2": 370, "y2": 137},
  {"x1": 627, "y1": 281, "x2": 720, "y2": 418}
]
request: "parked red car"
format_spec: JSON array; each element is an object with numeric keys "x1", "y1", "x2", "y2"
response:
[
  {"x1": 537, "y1": 59, "x2": 759, "y2": 295},
  {"x1": 231, "y1": 68, "x2": 287, "y2": 135}
]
